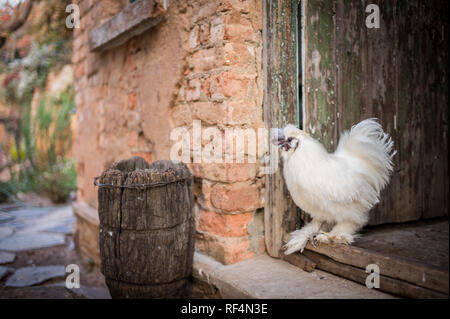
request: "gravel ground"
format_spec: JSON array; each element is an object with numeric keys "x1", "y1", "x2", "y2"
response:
[
  {"x1": 0, "y1": 196, "x2": 108, "y2": 299},
  {"x1": 0, "y1": 234, "x2": 108, "y2": 298},
  {"x1": 0, "y1": 235, "x2": 107, "y2": 298}
]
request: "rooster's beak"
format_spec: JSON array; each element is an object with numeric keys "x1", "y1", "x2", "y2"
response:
[{"x1": 272, "y1": 128, "x2": 286, "y2": 146}]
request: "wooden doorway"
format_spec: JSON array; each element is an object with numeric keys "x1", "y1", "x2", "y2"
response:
[
  {"x1": 263, "y1": 0, "x2": 449, "y2": 298},
  {"x1": 263, "y1": 0, "x2": 301, "y2": 258},
  {"x1": 303, "y1": 0, "x2": 449, "y2": 225}
]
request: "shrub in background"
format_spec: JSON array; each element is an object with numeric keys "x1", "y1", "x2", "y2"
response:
[
  {"x1": 1, "y1": 0, "x2": 74, "y2": 204},
  {"x1": 36, "y1": 157, "x2": 76, "y2": 203}
]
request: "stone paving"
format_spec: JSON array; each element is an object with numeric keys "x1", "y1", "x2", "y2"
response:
[
  {"x1": 0, "y1": 266, "x2": 13, "y2": 280},
  {"x1": 0, "y1": 227, "x2": 13, "y2": 239},
  {"x1": 0, "y1": 204, "x2": 110, "y2": 299},
  {"x1": 0, "y1": 251, "x2": 15, "y2": 264},
  {"x1": 0, "y1": 206, "x2": 71, "y2": 252},
  {"x1": 5, "y1": 265, "x2": 66, "y2": 287}
]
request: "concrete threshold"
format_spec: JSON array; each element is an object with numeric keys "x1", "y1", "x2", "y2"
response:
[{"x1": 192, "y1": 252, "x2": 395, "y2": 299}]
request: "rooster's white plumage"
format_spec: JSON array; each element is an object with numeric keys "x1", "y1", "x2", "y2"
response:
[{"x1": 275, "y1": 118, "x2": 396, "y2": 255}]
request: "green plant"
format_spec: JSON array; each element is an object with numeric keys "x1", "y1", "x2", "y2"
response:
[
  {"x1": 30, "y1": 86, "x2": 77, "y2": 203},
  {"x1": 35, "y1": 156, "x2": 77, "y2": 203},
  {"x1": 33, "y1": 85, "x2": 75, "y2": 167},
  {"x1": 1, "y1": 1, "x2": 76, "y2": 204},
  {"x1": 0, "y1": 180, "x2": 19, "y2": 203}
]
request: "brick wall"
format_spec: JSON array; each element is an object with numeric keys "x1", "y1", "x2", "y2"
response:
[{"x1": 73, "y1": 0, "x2": 265, "y2": 265}]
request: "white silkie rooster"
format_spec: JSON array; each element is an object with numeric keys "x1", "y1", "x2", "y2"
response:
[{"x1": 273, "y1": 118, "x2": 396, "y2": 254}]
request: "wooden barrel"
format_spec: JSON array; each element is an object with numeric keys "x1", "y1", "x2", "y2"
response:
[{"x1": 96, "y1": 157, "x2": 194, "y2": 298}]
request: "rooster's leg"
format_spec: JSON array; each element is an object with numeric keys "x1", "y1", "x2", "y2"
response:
[
  {"x1": 283, "y1": 219, "x2": 323, "y2": 255},
  {"x1": 315, "y1": 221, "x2": 360, "y2": 245}
]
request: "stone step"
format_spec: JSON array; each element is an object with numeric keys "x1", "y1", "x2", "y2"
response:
[{"x1": 192, "y1": 252, "x2": 395, "y2": 299}]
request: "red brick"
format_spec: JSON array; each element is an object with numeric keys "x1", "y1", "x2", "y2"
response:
[
  {"x1": 136, "y1": 132, "x2": 151, "y2": 152},
  {"x1": 222, "y1": 239, "x2": 254, "y2": 264},
  {"x1": 210, "y1": 72, "x2": 253, "y2": 98},
  {"x1": 210, "y1": 17, "x2": 224, "y2": 43},
  {"x1": 223, "y1": 43, "x2": 251, "y2": 67},
  {"x1": 198, "y1": 211, "x2": 253, "y2": 237},
  {"x1": 176, "y1": 86, "x2": 185, "y2": 103},
  {"x1": 193, "y1": 178, "x2": 214, "y2": 210},
  {"x1": 195, "y1": 233, "x2": 254, "y2": 264},
  {"x1": 224, "y1": 15, "x2": 256, "y2": 43},
  {"x1": 219, "y1": 0, "x2": 252, "y2": 13},
  {"x1": 203, "y1": 77, "x2": 211, "y2": 98},
  {"x1": 86, "y1": 52, "x2": 99, "y2": 76},
  {"x1": 127, "y1": 131, "x2": 137, "y2": 148},
  {"x1": 223, "y1": 126, "x2": 257, "y2": 160},
  {"x1": 189, "y1": 25, "x2": 200, "y2": 49},
  {"x1": 186, "y1": 78, "x2": 201, "y2": 102},
  {"x1": 75, "y1": 92, "x2": 85, "y2": 108},
  {"x1": 225, "y1": 99, "x2": 261, "y2": 126},
  {"x1": 192, "y1": 48, "x2": 219, "y2": 72},
  {"x1": 75, "y1": 76, "x2": 87, "y2": 91},
  {"x1": 192, "y1": 1, "x2": 218, "y2": 23},
  {"x1": 199, "y1": 23, "x2": 210, "y2": 45},
  {"x1": 73, "y1": 24, "x2": 82, "y2": 39},
  {"x1": 125, "y1": 53, "x2": 136, "y2": 71},
  {"x1": 73, "y1": 32, "x2": 86, "y2": 50},
  {"x1": 77, "y1": 162, "x2": 85, "y2": 176},
  {"x1": 127, "y1": 92, "x2": 137, "y2": 110},
  {"x1": 251, "y1": 0, "x2": 263, "y2": 30},
  {"x1": 99, "y1": 0, "x2": 123, "y2": 22},
  {"x1": 75, "y1": 62, "x2": 85, "y2": 77},
  {"x1": 225, "y1": 163, "x2": 257, "y2": 182},
  {"x1": 171, "y1": 104, "x2": 192, "y2": 126},
  {"x1": 79, "y1": 0, "x2": 95, "y2": 16},
  {"x1": 191, "y1": 163, "x2": 227, "y2": 182},
  {"x1": 101, "y1": 83, "x2": 109, "y2": 97},
  {"x1": 192, "y1": 101, "x2": 226, "y2": 125},
  {"x1": 72, "y1": 44, "x2": 87, "y2": 64},
  {"x1": 191, "y1": 163, "x2": 256, "y2": 182},
  {"x1": 211, "y1": 182, "x2": 261, "y2": 212}
]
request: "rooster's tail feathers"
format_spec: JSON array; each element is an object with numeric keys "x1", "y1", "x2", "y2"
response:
[{"x1": 336, "y1": 118, "x2": 396, "y2": 194}]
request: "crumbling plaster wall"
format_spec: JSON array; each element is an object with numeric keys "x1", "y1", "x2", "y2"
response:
[{"x1": 73, "y1": 0, "x2": 265, "y2": 265}]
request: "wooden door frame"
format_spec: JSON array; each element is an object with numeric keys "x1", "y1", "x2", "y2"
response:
[{"x1": 262, "y1": 0, "x2": 302, "y2": 258}]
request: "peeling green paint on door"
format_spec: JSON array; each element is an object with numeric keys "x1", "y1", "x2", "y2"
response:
[
  {"x1": 304, "y1": 0, "x2": 449, "y2": 224},
  {"x1": 304, "y1": 0, "x2": 337, "y2": 151}
]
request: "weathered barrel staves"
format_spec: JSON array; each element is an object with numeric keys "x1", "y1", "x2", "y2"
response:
[{"x1": 95, "y1": 157, "x2": 195, "y2": 298}]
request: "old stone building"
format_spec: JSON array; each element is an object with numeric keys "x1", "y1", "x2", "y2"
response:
[
  {"x1": 72, "y1": 0, "x2": 266, "y2": 265},
  {"x1": 72, "y1": 0, "x2": 449, "y2": 299}
]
